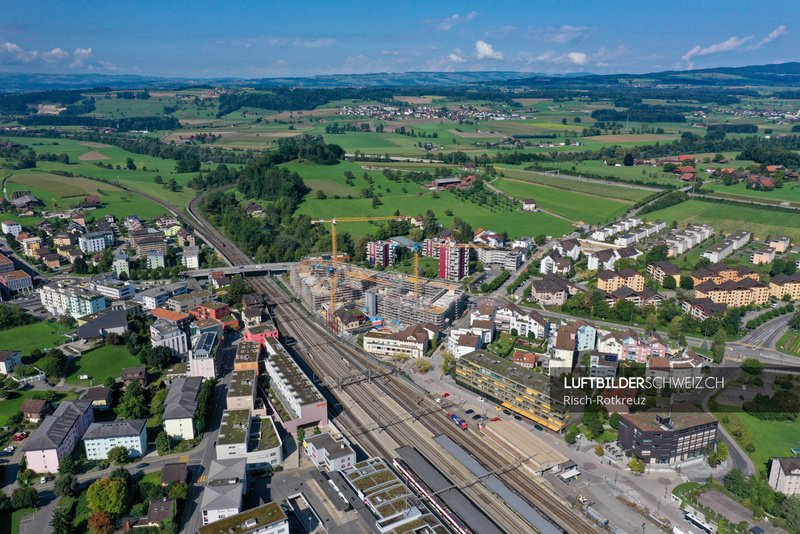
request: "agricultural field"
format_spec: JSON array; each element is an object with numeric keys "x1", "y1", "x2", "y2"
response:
[
  {"x1": 64, "y1": 344, "x2": 141, "y2": 386},
  {"x1": 492, "y1": 178, "x2": 630, "y2": 224},
  {"x1": 777, "y1": 331, "x2": 800, "y2": 357},
  {"x1": 640, "y1": 199, "x2": 800, "y2": 241},
  {"x1": 708, "y1": 180, "x2": 800, "y2": 208},
  {"x1": 497, "y1": 168, "x2": 655, "y2": 201}
]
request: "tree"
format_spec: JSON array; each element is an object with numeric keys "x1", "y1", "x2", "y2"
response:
[
  {"x1": 59, "y1": 314, "x2": 77, "y2": 329},
  {"x1": 712, "y1": 328, "x2": 727, "y2": 363},
  {"x1": 103, "y1": 375, "x2": 116, "y2": 388},
  {"x1": 662, "y1": 275, "x2": 677, "y2": 290},
  {"x1": 156, "y1": 430, "x2": 172, "y2": 455},
  {"x1": 723, "y1": 468, "x2": 748, "y2": 497},
  {"x1": 105, "y1": 332, "x2": 123, "y2": 346},
  {"x1": 117, "y1": 381, "x2": 149, "y2": 419},
  {"x1": 145, "y1": 346, "x2": 172, "y2": 369},
  {"x1": 644, "y1": 244, "x2": 669, "y2": 263},
  {"x1": 790, "y1": 309, "x2": 800, "y2": 331},
  {"x1": 628, "y1": 456, "x2": 645, "y2": 474},
  {"x1": 741, "y1": 358, "x2": 764, "y2": 376},
  {"x1": 50, "y1": 507, "x2": 73, "y2": 534},
  {"x1": 126, "y1": 158, "x2": 136, "y2": 170},
  {"x1": 72, "y1": 256, "x2": 88, "y2": 274},
  {"x1": 717, "y1": 442, "x2": 729, "y2": 462},
  {"x1": 12, "y1": 486, "x2": 38, "y2": 509},
  {"x1": 54, "y1": 474, "x2": 80, "y2": 498},
  {"x1": 88, "y1": 511, "x2": 115, "y2": 534},
  {"x1": 679, "y1": 276, "x2": 694, "y2": 290},
  {"x1": 609, "y1": 412, "x2": 620, "y2": 429},
  {"x1": 166, "y1": 481, "x2": 189, "y2": 500},
  {"x1": 623, "y1": 153, "x2": 634, "y2": 166},
  {"x1": 0, "y1": 491, "x2": 8, "y2": 511},
  {"x1": 564, "y1": 424, "x2": 580, "y2": 444},
  {"x1": 58, "y1": 454, "x2": 77, "y2": 476},
  {"x1": 87, "y1": 477, "x2": 130, "y2": 515},
  {"x1": 107, "y1": 446, "x2": 129, "y2": 465},
  {"x1": 227, "y1": 274, "x2": 251, "y2": 307}
]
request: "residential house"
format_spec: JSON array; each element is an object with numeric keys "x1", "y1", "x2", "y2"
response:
[
  {"x1": 588, "y1": 351, "x2": 619, "y2": 378},
  {"x1": 199, "y1": 458, "x2": 246, "y2": 525},
  {"x1": 620, "y1": 330, "x2": 668, "y2": 363},
  {"x1": 304, "y1": 433, "x2": 356, "y2": 472},
  {"x1": 121, "y1": 366, "x2": 147, "y2": 387},
  {"x1": 550, "y1": 324, "x2": 577, "y2": 374},
  {"x1": 769, "y1": 457, "x2": 800, "y2": 496},
  {"x1": 521, "y1": 198, "x2": 537, "y2": 211},
  {"x1": 556, "y1": 239, "x2": 581, "y2": 260},
  {"x1": 530, "y1": 274, "x2": 579, "y2": 307},
  {"x1": 750, "y1": 246, "x2": 776, "y2": 265},
  {"x1": 363, "y1": 324, "x2": 430, "y2": 360},
  {"x1": 83, "y1": 386, "x2": 112, "y2": 410},
  {"x1": 161, "y1": 463, "x2": 188, "y2": 486},
  {"x1": 448, "y1": 334, "x2": 481, "y2": 359},
  {"x1": 511, "y1": 351, "x2": 540, "y2": 368},
  {"x1": 540, "y1": 249, "x2": 571, "y2": 275},
  {"x1": 182, "y1": 246, "x2": 201, "y2": 269},
  {"x1": 682, "y1": 298, "x2": 728, "y2": 320},
  {"x1": 769, "y1": 236, "x2": 792, "y2": 253},
  {"x1": 20, "y1": 399, "x2": 49, "y2": 423}
]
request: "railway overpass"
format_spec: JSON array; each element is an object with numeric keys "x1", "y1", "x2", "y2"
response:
[{"x1": 185, "y1": 263, "x2": 295, "y2": 278}]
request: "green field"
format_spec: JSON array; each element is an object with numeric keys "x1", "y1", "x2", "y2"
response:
[
  {"x1": 708, "y1": 181, "x2": 800, "y2": 207},
  {"x1": 64, "y1": 344, "x2": 142, "y2": 386},
  {"x1": 493, "y1": 178, "x2": 630, "y2": 224},
  {"x1": 640, "y1": 199, "x2": 800, "y2": 241},
  {"x1": 296, "y1": 192, "x2": 575, "y2": 239},
  {"x1": 0, "y1": 321, "x2": 72, "y2": 357},
  {"x1": 715, "y1": 405, "x2": 800, "y2": 472},
  {"x1": 0, "y1": 389, "x2": 79, "y2": 427}
]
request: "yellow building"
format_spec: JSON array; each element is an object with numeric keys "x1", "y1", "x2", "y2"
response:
[
  {"x1": 454, "y1": 349, "x2": 572, "y2": 432},
  {"x1": 597, "y1": 268, "x2": 645, "y2": 293},
  {"x1": 695, "y1": 278, "x2": 770, "y2": 307},
  {"x1": 770, "y1": 274, "x2": 800, "y2": 301}
]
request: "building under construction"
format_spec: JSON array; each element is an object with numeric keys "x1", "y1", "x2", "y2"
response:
[{"x1": 290, "y1": 260, "x2": 466, "y2": 329}]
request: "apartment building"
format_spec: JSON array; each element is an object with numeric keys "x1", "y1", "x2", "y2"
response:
[
  {"x1": 476, "y1": 248, "x2": 523, "y2": 271},
  {"x1": 150, "y1": 319, "x2": 189, "y2": 357},
  {"x1": 770, "y1": 272, "x2": 800, "y2": 301},
  {"x1": 695, "y1": 278, "x2": 770, "y2": 307},
  {"x1": 23, "y1": 400, "x2": 94, "y2": 473},
  {"x1": 264, "y1": 337, "x2": 327, "y2": 434},
  {"x1": 646, "y1": 261, "x2": 682, "y2": 285},
  {"x1": 366, "y1": 240, "x2": 396, "y2": 267},
  {"x1": 597, "y1": 268, "x2": 645, "y2": 292},
  {"x1": 163, "y1": 376, "x2": 203, "y2": 440},
  {"x1": 1, "y1": 220, "x2": 21, "y2": 237},
  {"x1": 363, "y1": 324, "x2": 429, "y2": 359},
  {"x1": 78, "y1": 231, "x2": 114, "y2": 254},
  {"x1": 182, "y1": 246, "x2": 201, "y2": 269},
  {"x1": 454, "y1": 349, "x2": 571, "y2": 432},
  {"x1": 39, "y1": 283, "x2": 106, "y2": 317},
  {"x1": 112, "y1": 254, "x2": 130, "y2": 277},
  {"x1": 166, "y1": 290, "x2": 213, "y2": 313},
  {"x1": 83, "y1": 419, "x2": 147, "y2": 459},
  {"x1": 227, "y1": 370, "x2": 257, "y2": 411},
  {"x1": 769, "y1": 236, "x2": 792, "y2": 253},
  {"x1": 135, "y1": 235, "x2": 167, "y2": 258},
  {"x1": 691, "y1": 263, "x2": 759, "y2": 286},
  {"x1": 89, "y1": 278, "x2": 135, "y2": 300},
  {"x1": 215, "y1": 409, "x2": 283, "y2": 468},
  {"x1": 135, "y1": 282, "x2": 189, "y2": 310},
  {"x1": 234, "y1": 341, "x2": 262, "y2": 375},
  {"x1": 769, "y1": 457, "x2": 800, "y2": 496},
  {"x1": 702, "y1": 239, "x2": 735, "y2": 263},
  {"x1": 439, "y1": 246, "x2": 467, "y2": 281},
  {"x1": 190, "y1": 332, "x2": 222, "y2": 379},
  {"x1": 304, "y1": 433, "x2": 356, "y2": 472},
  {"x1": 750, "y1": 246, "x2": 776, "y2": 265}
]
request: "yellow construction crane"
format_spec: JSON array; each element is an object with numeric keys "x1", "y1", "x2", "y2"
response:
[{"x1": 310, "y1": 216, "x2": 411, "y2": 324}]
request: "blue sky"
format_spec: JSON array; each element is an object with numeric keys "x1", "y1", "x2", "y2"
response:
[{"x1": 0, "y1": 1, "x2": 796, "y2": 78}]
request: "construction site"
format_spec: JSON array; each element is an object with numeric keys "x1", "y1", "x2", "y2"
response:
[{"x1": 290, "y1": 260, "x2": 467, "y2": 329}]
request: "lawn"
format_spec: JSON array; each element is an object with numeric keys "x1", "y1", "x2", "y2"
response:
[
  {"x1": 0, "y1": 321, "x2": 72, "y2": 357},
  {"x1": 640, "y1": 199, "x2": 800, "y2": 241},
  {"x1": 714, "y1": 405, "x2": 800, "y2": 472},
  {"x1": 0, "y1": 389, "x2": 79, "y2": 427},
  {"x1": 493, "y1": 178, "x2": 630, "y2": 224},
  {"x1": 64, "y1": 344, "x2": 142, "y2": 386}
]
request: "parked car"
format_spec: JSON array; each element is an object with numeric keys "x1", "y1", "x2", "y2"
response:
[
  {"x1": 534, "y1": 424, "x2": 544, "y2": 431},
  {"x1": 471, "y1": 414, "x2": 481, "y2": 420},
  {"x1": 441, "y1": 393, "x2": 450, "y2": 398},
  {"x1": 476, "y1": 396, "x2": 485, "y2": 402},
  {"x1": 514, "y1": 415, "x2": 522, "y2": 421},
  {"x1": 465, "y1": 409, "x2": 475, "y2": 415},
  {"x1": 137, "y1": 463, "x2": 148, "y2": 468},
  {"x1": 502, "y1": 409, "x2": 512, "y2": 415},
  {"x1": 491, "y1": 417, "x2": 501, "y2": 422}
]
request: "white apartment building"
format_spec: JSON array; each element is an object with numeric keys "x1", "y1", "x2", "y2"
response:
[
  {"x1": 78, "y1": 231, "x2": 114, "y2": 254},
  {"x1": 112, "y1": 254, "x2": 130, "y2": 277},
  {"x1": 163, "y1": 376, "x2": 203, "y2": 440},
  {"x1": 304, "y1": 433, "x2": 356, "y2": 472},
  {"x1": 1, "y1": 221, "x2": 21, "y2": 237},
  {"x1": 89, "y1": 279, "x2": 136, "y2": 300},
  {"x1": 134, "y1": 282, "x2": 188, "y2": 310},
  {"x1": 83, "y1": 419, "x2": 147, "y2": 459},
  {"x1": 150, "y1": 319, "x2": 189, "y2": 357},
  {"x1": 39, "y1": 283, "x2": 106, "y2": 317},
  {"x1": 476, "y1": 248, "x2": 522, "y2": 271},
  {"x1": 182, "y1": 246, "x2": 201, "y2": 269}
]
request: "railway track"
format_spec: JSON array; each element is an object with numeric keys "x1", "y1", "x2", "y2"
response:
[
  {"x1": 250, "y1": 275, "x2": 600, "y2": 534},
  {"x1": 177, "y1": 199, "x2": 597, "y2": 533}
]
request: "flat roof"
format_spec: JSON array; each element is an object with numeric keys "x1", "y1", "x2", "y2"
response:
[
  {"x1": 622, "y1": 403, "x2": 717, "y2": 432},
  {"x1": 305, "y1": 432, "x2": 354, "y2": 460},
  {"x1": 192, "y1": 332, "x2": 219, "y2": 357},
  {"x1": 228, "y1": 370, "x2": 257, "y2": 398},
  {"x1": 264, "y1": 338, "x2": 323, "y2": 405},
  {"x1": 235, "y1": 341, "x2": 261, "y2": 363},
  {"x1": 459, "y1": 349, "x2": 549, "y2": 389},
  {"x1": 218, "y1": 409, "x2": 250, "y2": 445},
  {"x1": 197, "y1": 502, "x2": 286, "y2": 534}
]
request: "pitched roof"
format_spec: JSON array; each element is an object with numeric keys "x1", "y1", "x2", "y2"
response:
[
  {"x1": 161, "y1": 463, "x2": 188, "y2": 485},
  {"x1": 84, "y1": 419, "x2": 146, "y2": 440},
  {"x1": 23, "y1": 400, "x2": 92, "y2": 451},
  {"x1": 199, "y1": 482, "x2": 243, "y2": 512},
  {"x1": 20, "y1": 398, "x2": 47, "y2": 413},
  {"x1": 163, "y1": 376, "x2": 203, "y2": 420}
]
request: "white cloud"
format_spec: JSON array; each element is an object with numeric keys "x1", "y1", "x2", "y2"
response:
[
  {"x1": 0, "y1": 41, "x2": 38, "y2": 63},
  {"x1": 748, "y1": 25, "x2": 788, "y2": 50},
  {"x1": 448, "y1": 49, "x2": 468, "y2": 63},
  {"x1": 292, "y1": 38, "x2": 336, "y2": 49},
  {"x1": 229, "y1": 36, "x2": 288, "y2": 48},
  {"x1": 475, "y1": 40, "x2": 503, "y2": 60},
  {"x1": 551, "y1": 25, "x2": 589, "y2": 44},
  {"x1": 41, "y1": 48, "x2": 68, "y2": 63},
  {"x1": 432, "y1": 11, "x2": 478, "y2": 32},
  {"x1": 566, "y1": 52, "x2": 587, "y2": 65},
  {"x1": 681, "y1": 35, "x2": 753, "y2": 69},
  {"x1": 69, "y1": 47, "x2": 92, "y2": 68},
  {"x1": 98, "y1": 60, "x2": 117, "y2": 71}
]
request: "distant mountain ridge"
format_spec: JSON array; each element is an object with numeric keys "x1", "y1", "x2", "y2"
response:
[{"x1": 0, "y1": 62, "x2": 798, "y2": 92}]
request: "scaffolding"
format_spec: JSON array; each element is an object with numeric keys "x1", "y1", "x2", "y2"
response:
[{"x1": 290, "y1": 260, "x2": 466, "y2": 329}]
